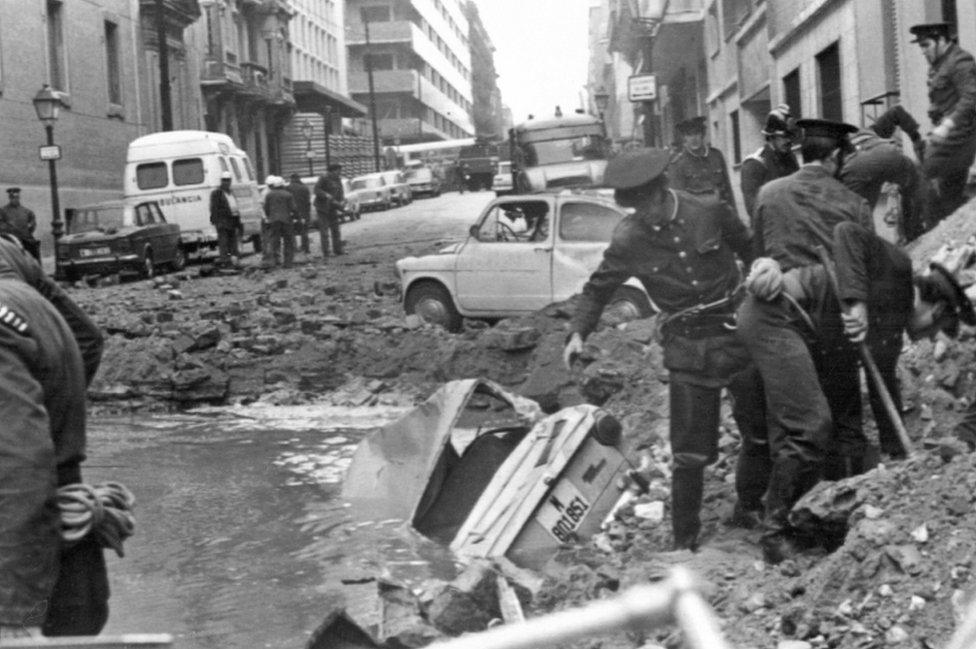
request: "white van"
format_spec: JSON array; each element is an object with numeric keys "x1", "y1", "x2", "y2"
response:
[{"x1": 124, "y1": 130, "x2": 263, "y2": 254}]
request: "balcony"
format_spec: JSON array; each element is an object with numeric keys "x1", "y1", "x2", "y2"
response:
[
  {"x1": 201, "y1": 55, "x2": 244, "y2": 86},
  {"x1": 348, "y1": 69, "x2": 474, "y2": 134},
  {"x1": 346, "y1": 20, "x2": 413, "y2": 46},
  {"x1": 241, "y1": 61, "x2": 271, "y2": 99},
  {"x1": 139, "y1": 0, "x2": 201, "y2": 29}
]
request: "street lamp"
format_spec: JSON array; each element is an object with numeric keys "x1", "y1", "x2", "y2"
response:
[
  {"x1": 33, "y1": 83, "x2": 64, "y2": 260},
  {"x1": 301, "y1": 117, "x2": 314, "y2": 176},
  {"x1": 594, "y1": 87, "x2": 610, "y2": 120}
]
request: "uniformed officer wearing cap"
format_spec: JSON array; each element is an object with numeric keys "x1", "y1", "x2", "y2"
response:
[
  {"x1": 740, "y1": 105, "x2": 800, "y2": 224},
  {"x1": 0, "y1": 188, "x2": 39, "y2": 261},
  {"x1": 564, "y1": 148, "x2": 762, "y2": 551},
  {"x1": 0, "y1": 277, "x2": 108, "y2": 639},
  {"x1": 668, "y1": 116, "x2": 739, "y2": 216},
  {"x1": 209, "y1": 171, "x2": 241, "y2": 266},
  {"x1": 739, "y1": 118, "x2": 876, "y2": 562},
  {"x1": 910, "y1": 22, "x2": 976, "y2": 226},
  {"x1": 313, "y1": 163, "x2": 345, "y2": 258}
]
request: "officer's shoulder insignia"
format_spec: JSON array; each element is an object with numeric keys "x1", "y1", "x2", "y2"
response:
[{"x1": 0, "y1": 302, "x2": 29, "y2": 335}]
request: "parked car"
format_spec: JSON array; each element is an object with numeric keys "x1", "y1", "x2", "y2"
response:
[
  {"x1": 493, "y1": 160, "x2": 514, "y2": 196},
  {"x1": 56, "y1": 200, "x2": 184, "y2": 282},
  {"x1": 349, "y1": 173, "x2": 394, "y2": 211},
  {"x1": 396, "y1": 193, "x2": 653, "y2": 331},
  {"x1": 301, "y1": 176, "x2": 362, "y2": 223},
  {"x1": 404, "y1": 165, "x2": 442, "y2": 198},
  {"x1": 379, "y1": 170, "x2": 413, "y2": 205}
]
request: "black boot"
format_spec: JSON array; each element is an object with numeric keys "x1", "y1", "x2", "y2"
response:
[
  {"x1": 671, "y1": 466, "x2": 704, "y2": 551},
  {"x1": 760, "y1": 458, "x2": 820, "y2": 563}
]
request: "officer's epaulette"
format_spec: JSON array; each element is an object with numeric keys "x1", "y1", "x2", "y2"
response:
[{"x1": 0, "y1": 302, "x2": 29, "y2": 335}]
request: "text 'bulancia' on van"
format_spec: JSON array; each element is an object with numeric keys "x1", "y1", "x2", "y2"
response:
[{"x1": 124, "y1": 130, "x2": 263, "y2": 255}]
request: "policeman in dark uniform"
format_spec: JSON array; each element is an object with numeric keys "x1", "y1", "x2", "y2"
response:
[
  {"x1": 910, "y1": 22, "x2": 976, "y2": 225},
  {"x1": 740, "y1": 105, "x2": 800, "y2": 224},
  {"x1": 0, "y1": 278, "x2": 108, "y2": 639},
  {"x1": 0, "y1": 188, "x2": 39, "y2": 261},
  {"x1": 563, "y1": 148, "x2": 761, "y2": 551},
  {"x1": 740, "y1": 118, "x2": 874, "y2": 562},
  {"x1": 668, "y1": 116, "x2": 738, "y2": 214},
  {"x1": 313, "y1": 163, "x2": 345, "y2": 257}
]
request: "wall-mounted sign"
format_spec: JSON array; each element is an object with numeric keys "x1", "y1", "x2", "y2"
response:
[
  {"x1": 628, "y1": 74, "x2": 658, "y2": 102},
  {"x1": 39, "y1": 144, "x2": 61, "y2": 161}
]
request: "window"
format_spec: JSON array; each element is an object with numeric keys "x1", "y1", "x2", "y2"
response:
[
  {"x1": 105, "y1": 21, "x2": 121, "y2": 105},
  {"x1": 47, "y1": 0, "x2": 66, "y2": 90},
  {"x1": 229, "y1": 157, "x2": 242, "y2": 181},
  {"x1": 559, "y1": 203, "x2": 624, "y2": 242},
  {"x1": 135, "y1": 204, "x2": 156, "y2": 226},
  {"x1": 817, "y1": 42, "x2": 842, "y2": 121},
  {"x1": 361, "y1": 5, "x2": 391, "y2": 22},
  {"x1": 782, "y1": 68, "x2": 801, "y2": 116},
  {"x1": 136, "y1": 162, "x2": 168, "y2": 190},
  {"x1": 730, "y1": 110, "x2": 742, "y2": 164},
  {"x1": 242, "y1": 158, "x2": 255, "y2": 181},
  {"x1": 173, "y1": 158, "x2": 205, "y2": 186},
  {"x1": 476, "y1": 201, "x2": 550, "y2": 242}
]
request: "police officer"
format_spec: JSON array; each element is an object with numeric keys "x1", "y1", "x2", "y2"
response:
[
  {"x1": 287, "y1": 173, "x2": 312, "y2": 255},
  {"x1": 668, "y1": 116, "x2": 738, "y2": 214},
  {"x1": 563, "y1": 148, "x2": 760, "y2": 551},
  {"x1": 313, "y1": 163, "x2": 345, "y2": 258},
  {"x1": 0, "y1": 188, "x2": 39, "y2": 260},
  {"x1": 740, "y1": 105, "x2": 800, "y2": 224},
  {"x1": 209, "y1": 171, "x2": 241, "y2": 267},
  {"x1": 910, "y1": 22, "x2": 976, "y2": 225},
  {"x1": 740, "y1": 118, "x2": 874, "y2": 562},
  {"x1": 0, "y1": 278, "x2": 107, "y2": 639}
]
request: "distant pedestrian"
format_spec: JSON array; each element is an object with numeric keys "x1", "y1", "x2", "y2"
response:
[
  {"x1": 262, "y1": 176, "x2": 297, "y2": 269},
  {"x1": 0, "y1": 188, "x2": 39, "y2": 261},
  {"x1": 910, "y1": 22, "x2": 976, "y2": 226},
  {"x1": 287, "y1": 173, "x2": 311, "y2": 254},
  {"x1": 740, "y1": 105, "x2": 800, "y2": 225},
  {"x1": 209, "y1": 172, "x2": 241, "y2": 267},
  {"x1": 313, "y1": 164, "x2": 345, "y2": 258},
  {"x1": 668, "y1": 116, "x2": 738, "y2": 215}
]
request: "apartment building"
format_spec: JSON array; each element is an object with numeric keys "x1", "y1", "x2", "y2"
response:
[
  {"x1": 346, "y1": 0, "x2": 475, "y2": 144},
  {"x1": 461, "y1": 0, "x2": 503, "y2": 140}
]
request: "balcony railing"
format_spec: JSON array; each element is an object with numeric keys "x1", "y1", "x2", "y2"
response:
[
  {"x1": 241, "y1": 61, "x2": 271, "y2": 98},
  {"x1": 201, "y1": 56, "x2": 244, "y2": 86}
]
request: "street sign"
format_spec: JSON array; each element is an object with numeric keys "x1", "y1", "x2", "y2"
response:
[
  {"x1": 304, "y1": 149, "x2": 316, "y2": 159},
  {"x1": 39, "y1": 144, "x2": 61, "y2": 161},
  {"x1": 627, "y1": 74, "x2": 657, "y2": 102}
]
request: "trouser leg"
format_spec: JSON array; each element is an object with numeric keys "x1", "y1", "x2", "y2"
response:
[
  {"x1": 868, "y1": 343, "x2": 906, "y2": 458},
  {"x1": 282, "y1": 222, "x2": 295, "y2": 268},
  {"x1": 923, "y1": 137, "x2": 976, "y2": 226},
  {"x1": 816, "y1": 345, "x2": 864, "y2": 480},
  {"x1": 42, "y1": 536, "x2": 109, "y2": 636},
  {"x1": 667, "y1": 375, "x2": 721, "y2": 550},
  {"x1": 727, "y1": 364, "x2": 770, "y2": 515},
  {"x1": 216, "y1": 227, "x2": 232, "y2": 263},
  {"x1": 299, "y1": 217, "x2": 310, "y2": 253},
  {"x1": 263, "y1": 222, "x2": 282, "y2": 267},
  {"x1": 328, "y1": 213, "x2": 343, "y2": 254},
  {"x1": 316, "y1": 213, "x2": 330, "y2": 256}
]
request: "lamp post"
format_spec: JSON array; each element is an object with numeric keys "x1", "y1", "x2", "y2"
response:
[
  {"x1": 324, "y1": 105, "x2": 332, "y2": 170},
  {"x1": 33, "y1": 84, "x2": 63, "y2": 262},
  {"x1": 361, "y1": 9, "x2": 382, "y2": 172},
  {"x1": 301, "y1": 117, "x2": 314, "y2": 176},
  {"x1": 594, "y1": 87, "x2": 610, "y2": 120}
]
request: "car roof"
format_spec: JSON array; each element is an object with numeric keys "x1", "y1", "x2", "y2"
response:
[
  {"x1": 74, "y1": 200, "x2": 158, "y2": 211},
  {"x1": 353, "y1": 172, "x2": 385, "y2": 180}
]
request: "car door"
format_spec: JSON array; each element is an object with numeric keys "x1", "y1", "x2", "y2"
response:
[
  {"x1": 551, "y1": 199, "x2": 627, "y2": 301},
  {"x1": 135, "y1": 202, "x2": 169, "y2": 263},
  {"x1": 149, "y1": 202, "x2": 178, "y2": 261},
  {"x1": 454, "y1": 198, "x2": 554, "y2": 313}
]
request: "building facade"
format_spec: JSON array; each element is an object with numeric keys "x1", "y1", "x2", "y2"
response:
[
  {"x1": 461, "y1": 0, "x2": 503, "y2": 140},
  {"x1": 345, "y1": 0, "x2": 475, "y2": 144}
]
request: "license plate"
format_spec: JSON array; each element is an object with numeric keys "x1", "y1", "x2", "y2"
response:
[
  {"x1": 79, "y1": 247, "x2": 110, "y2": 257},
  {"x1": 536, "y1": 481, "x2": 591, "y2": 543}
]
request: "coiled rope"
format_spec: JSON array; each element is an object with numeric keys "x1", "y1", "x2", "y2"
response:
[{"x1": 56, "y1": 482, "x2": 136, "y2": 558}]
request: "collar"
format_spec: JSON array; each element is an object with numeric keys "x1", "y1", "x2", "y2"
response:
[
  {"x1": 649, "y1": 190, "x2": 680, "y2": 232},
  {"x1": 932, "y1": 42, "x2": 957, "y2": 68},
  {"x1": 683, "y1": 145, "x2": 709, "y2": 159}
]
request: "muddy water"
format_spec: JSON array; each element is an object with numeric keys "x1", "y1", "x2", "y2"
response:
[{"x1": 86, "y1": 406, "x2": 458, "y2": 649}]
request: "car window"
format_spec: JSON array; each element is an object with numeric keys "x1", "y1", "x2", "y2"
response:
[
  {"x1": 173, "y1": 158, "x2": 204, "y2": 186},
  {"x1": 150, "y1": 203, "x2": 167, "y2": 223},
  {"x1": 72, "y1": 206, "x2": 125, "y2": 233},
  {"x1": 136, "y1": 204, "x2": 156, "y2": 226},
  {"x1": 242, "y1": 157, "x2": 255, "y2": 181},
  {"x1": 229, "y1": 158, "x2": 242, "y2": 182},
  {"x1": 559, "y1": 202, "x2": 624, "y2": 242},
  {"x1": 475, "y1": 201, "x2": 550, "y2": 243},
  {"x1": 136, "y1": 162, "x2": 168, "y2": 190}
]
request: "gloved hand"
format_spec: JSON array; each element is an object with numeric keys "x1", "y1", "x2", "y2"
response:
[
  {"x1": 563, "y1": 332, "x2": 584, "y2": 370},
  {"x1": 745, "y1": 257, "x2": 783, "y2": 300}
]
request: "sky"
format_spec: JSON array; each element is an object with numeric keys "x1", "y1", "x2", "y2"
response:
[{"x1": 472, "y1": 0, "x2": 591, "y2": 125}]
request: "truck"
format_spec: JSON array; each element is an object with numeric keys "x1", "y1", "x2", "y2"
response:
[
  {"x1": 457, "y1": 140, "x2": 499, "y2": 191},
  {"x1": 509, "y1": 113, "x2": 609, "y2": 193}
]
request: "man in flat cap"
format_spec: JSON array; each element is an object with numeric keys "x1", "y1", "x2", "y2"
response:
[
  {"x1": 910, "y1": 22, "x2": 976, "y2": 225},
  {"x1": 740, "y1": 105, "x2": 800, "y2": 225},
  {"x1": 209, "y1": 171, "x2": 241, "y2": 267},
  {"x1": 564, "y1": 148, "x2": 762, "y2": 551},
  {"x1": 740, "y1": 118, "x2": 875, "y2": 562},
  {"x1": 668, "y1": 116, "x2": 739, "y2": 216},
  {"x1": 313, "y1": 163, "x2": 345, "y2": 258},
  {"x1": 0, "y1": 188, "x2": 39, "y2": 261}
]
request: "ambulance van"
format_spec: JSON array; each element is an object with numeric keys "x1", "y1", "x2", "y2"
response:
[{"x1": 124, "y1": 130, "x2": 263, "y2": 254}]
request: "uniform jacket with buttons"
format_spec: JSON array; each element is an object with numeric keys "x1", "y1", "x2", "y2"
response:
[
  {"x1": 668, "y1": 146, "x2": 738, "y2": 213},
  {"x1": 739, "y1": 144, "x2": 799, "y2": 221},
  {"x1": 571, "y1": 190, "x2": 752, "y2": 340},
  {"x1": 0, "y1": 278, "x2": 87, "y2": 626},
  {"x1": 926, "y1": 42, "x2": 976, "y2": 141},
  {"x1": 263, "y1": 187, "x2": 297, "y2": 224},
  {"x1": 754, "y1": 165, "x2": 874, "y2": 270}
]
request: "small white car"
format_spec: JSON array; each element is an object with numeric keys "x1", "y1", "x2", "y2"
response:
[
  {"x1": 493, "y1": 160, "x2": 514, "y2": 196},
  {"x1": 379, "y1": 170, "x2": 413, "y2": 206},
  {"x1": 396, "y1": 193, "x2": 653, "y2": 331},
  {"x1": 350, "y1": 172, "x2": 394, "y2": 211}
]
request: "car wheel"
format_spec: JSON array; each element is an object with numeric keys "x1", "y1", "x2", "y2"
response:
[
  {"x1": 405, "y1": 282, "x2": 462, "y2": 332},
  {"x1": 142, "y1": 250, "x2": 156, "y2": 279},
  {"x1": 171, "y1": 244, "x2": 187, "y2": 271},
  {"x1": 604, "y1": 286, "x2": 654, "y2": 324}
]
